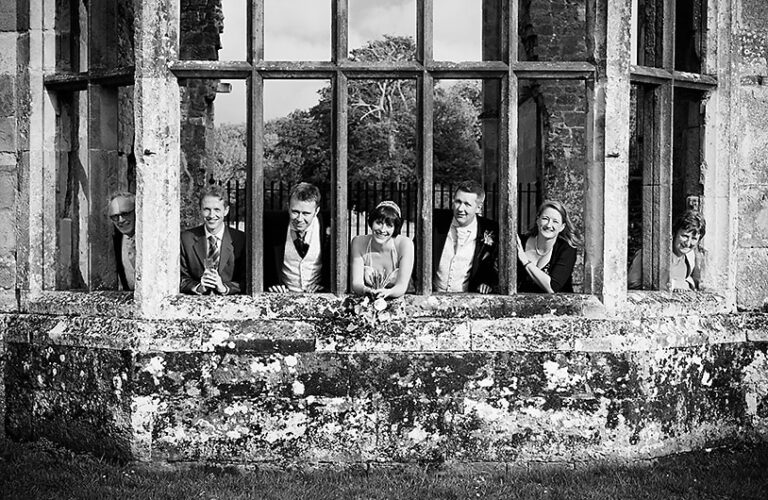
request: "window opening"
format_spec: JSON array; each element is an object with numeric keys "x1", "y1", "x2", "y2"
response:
[
  {"x1": 180, "y1": 78, "x2": 247, "y2": 230},
  {"x1": 631, "y1": 0, "x2": 664, "y2": 68},
  {"x1": 518, "y1": 0, "x2": 589, "y2": 62},
  {"x1": 518, "y1": 78, "x2": 587, "y2": 292},
  {"x1": 265, "y1": 0, "x2": 331, "y2": 61},
  {"x1": 433, "y1": 0, "x2": 484, "y2": 61},
  {"x1": 348, "y1": 0, "x2": 416, "y2": 60},
  {"x1": 672, "y1": 88, "x2": 705, "y2": 218},
  {"x1": 674, "y1": 0, "x2": 706, "y2": 73},
  {"x1": 628, "y1": 0, "x2": 714, "y2": 291}
]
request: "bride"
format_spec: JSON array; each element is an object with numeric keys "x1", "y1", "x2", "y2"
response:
[{"x1": 349, "y1": 201, "x2": 414, "y2": 299}]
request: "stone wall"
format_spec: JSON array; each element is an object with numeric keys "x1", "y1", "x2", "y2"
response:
[
  {"x1": 0, "y1": 0, "x2": 22, "y2": 311},
  {"x1": 735, "y1": 0, "x2": 768, "y2": 309},
  {"x1": 0, "y1": 0, "x2": 30, "y2": 439},
  {"x1": 2, "y1": 293, "x2": 768, "y2": 464}
]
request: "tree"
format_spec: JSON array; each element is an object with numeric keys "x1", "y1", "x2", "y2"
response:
[
  {"x1": 264, "y1": 109, "x2": 329, "y2": 185},
  {"x1": 210, "y1": 123, "x2": 246, "y2": 182},
  {"x1": 215, "y1": 36, "x2": 486, "y2": 189},
  {"x1": 433, "y1": 81, "x2": 483, "y2": 183}
]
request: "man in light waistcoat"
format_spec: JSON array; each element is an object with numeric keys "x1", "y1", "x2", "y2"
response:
[
  {"x1": 264, "y1": 182, "x2": 330, "y2": 293},
  {"x1": 433, "y1": 180, "x2": 498, "y2": 294}
]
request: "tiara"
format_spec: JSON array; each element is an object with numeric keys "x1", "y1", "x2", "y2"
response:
[{"x1": 376, "y1": 200, "x2": 401, "y2": 218}]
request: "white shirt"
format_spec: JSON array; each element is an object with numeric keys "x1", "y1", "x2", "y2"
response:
[
  {"x1": 434, "y1": 217, "x2": 478, "y2": 292},
  {"x1": 204, "y1": 225, "x2": 225, "y2": 253},
  {"x1": 121, "y1": 234, "x2": 136, "y2": 290},
  {"x1": 281, "y1": 218, "x2": 323, "y2": 292}
]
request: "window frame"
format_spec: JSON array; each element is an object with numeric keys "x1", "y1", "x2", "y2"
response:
[
  {"x1": 629, "y1": 0, "x2": 717, "y2": 291},
  {"x1": 169, "y1": 0, "x2": 597, "y2": 296},
  {"x1": 42, "y1": 0, "x2": 136, "y2": 292}
]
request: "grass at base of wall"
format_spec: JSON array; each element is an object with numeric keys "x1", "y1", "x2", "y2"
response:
[{"x1": 1, "y1": 439, "x2": 767, "y2": 500}]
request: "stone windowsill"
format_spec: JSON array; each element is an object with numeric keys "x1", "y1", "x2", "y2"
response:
[
  {"x1": 4, "y1": 290, "x2": 763, "y2": 353},
  {"x1": 11, "y1": 288, "x2": 736, "y2": 322}
]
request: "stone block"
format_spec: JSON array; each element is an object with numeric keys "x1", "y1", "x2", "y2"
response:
[
  {"x1": 737, "y1": 31, "x2": 768, "y2": 77},
  {"x1": 737, "y1": 248, "x2": 768, "y2": 310},
  {"x1": 740, "y1": 0, "x2": 768, "y2": 32},
  {"x1": 0, "y1": 169, "x2": 15, "y2": 208},
  {"x1": 0, "y1": 254, "x2": 15, "y2": 291},
  {"x1": 0, "y1": 33, "x2": 16, "y2": 73},
  {"x1": 737, "y1": 185, "x2": 768, "y2": 247},
  {"x1": 0, "y1": 2, "x2": 16, "y2": 31},
  {"x1": 737, "y1": 87, "x2": 768, "y2": 185},
  {"x1": 0, "y1": 117, "x2": 16, "y2": 152},
  {"x1": 0, "y1": 76, "x2": 14, "y2": 118},
  {"x1": 0, "y1": 209, "x2": 15, "y2": 252}
]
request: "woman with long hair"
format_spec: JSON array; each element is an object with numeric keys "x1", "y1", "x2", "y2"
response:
[
  {"x1": 350, "y1": 201, "x2": 414, "y2": 300},
  {"x1": 516, "y1": 200, "x2": 581, "y2": 293}
]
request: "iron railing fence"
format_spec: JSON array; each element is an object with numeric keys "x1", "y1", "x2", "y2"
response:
[{"x1": 225, "y1": 181, "x2": 541, "y2": 238}]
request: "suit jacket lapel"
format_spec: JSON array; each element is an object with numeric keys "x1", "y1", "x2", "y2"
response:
[
  {"x1": 470, "y1": 218, "x2": 487, "y2": 277},
  {"x1": 220, "y1": 227, "x2": 234, "y2": 272},
  {"x1": 192, "y1": 228, "x2": 207, "y2": 269}
]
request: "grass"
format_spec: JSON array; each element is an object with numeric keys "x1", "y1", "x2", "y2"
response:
[{"x1": 1, "y1": 439, "x2": 767, "y2": 499}]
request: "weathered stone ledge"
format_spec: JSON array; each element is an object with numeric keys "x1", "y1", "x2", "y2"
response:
[
  {"x1": 3, "y1": 311, "x2": 766, "y2": 353},
  {"x1": 9, "y1": 289, "x2": 736, "y2": 323}
]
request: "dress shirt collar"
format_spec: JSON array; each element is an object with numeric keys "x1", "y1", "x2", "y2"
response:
[{"x1": 205, "y1": 225, "x2": 225, "y2": 241}]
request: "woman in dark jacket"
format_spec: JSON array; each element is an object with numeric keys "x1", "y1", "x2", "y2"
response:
[{"x1": 516, "y1": 200, "x2": 581, "y2": 293}]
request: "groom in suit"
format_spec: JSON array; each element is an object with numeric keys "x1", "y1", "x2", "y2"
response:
[
  {"x1": 433, "y1": 180, "x2": 498, "y2": 294},
  {"x1": 264, "y1": 182, "x2": 331, "y2": 292},
  {"x1": 180, "y1": 186, "x2": 246, "y2": 295}
]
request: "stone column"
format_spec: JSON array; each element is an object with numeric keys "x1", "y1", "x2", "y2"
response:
[
  {"x1": 583, "y1": 0, "x2": 631, "y2": 310},
  {"x1": 0, "y1": 1, "x2": 26, "y2": 312},
  {"x1": 734, "y1": 0, "x2": 768, "y2": 309},
  {"x1": 133, "y1": 0, "x2": 181, "y2": 318}
]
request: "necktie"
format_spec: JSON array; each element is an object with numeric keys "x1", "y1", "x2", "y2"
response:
[
  {"x1": 207, "y1": 235, "x2": 220, "y2": 269},
  {"x1": 293, "y1": 235, "x2": 309, "y2": 258}
]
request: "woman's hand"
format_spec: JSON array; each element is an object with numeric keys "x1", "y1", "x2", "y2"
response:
[
  {"x1": 516, "y1": 234, "x2": 528, "y2": 264},
  {"x1": 370, "y1": 288, "x2": 393, "y2": 299}
]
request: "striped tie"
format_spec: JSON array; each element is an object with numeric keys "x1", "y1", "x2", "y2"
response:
[{"x1": 207, "y1": 235, "x2": 220, "y2": 269}]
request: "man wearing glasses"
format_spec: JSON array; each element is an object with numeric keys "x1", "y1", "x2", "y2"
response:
[{"x1": 107, "y1": 191, "x2": 136, "y2": 291}]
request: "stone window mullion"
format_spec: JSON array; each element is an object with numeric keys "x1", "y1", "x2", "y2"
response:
[{"x1": 133, "y1": 0, "x2": 182, "y2": 316}]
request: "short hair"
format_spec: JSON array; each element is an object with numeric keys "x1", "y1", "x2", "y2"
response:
[
  {"x1": 107, "y1": 191, "x2": 135, "y2": 211},
  {"x1": 109, "y1": 191, "x2": 135, "y2": 203},
  {"x1": 289, "y1": 182, "x2": 321, "y2": 207},
  {"x1": 454, "y1": 180, "x2": 486, "y2": 204},
  {"x1": 200, "y1": 186, "x2": 229, "y2": 208},
  {"x1": 673, "y1": 210, "x2": 706, "y2": 239},
  {"x1": 367, "y1": 203, "x2": 403, "y2": 237}
]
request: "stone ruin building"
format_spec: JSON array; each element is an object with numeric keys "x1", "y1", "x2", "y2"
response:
[{"x1": 0, "y1": 0, "x2": 767, "y2": 466}]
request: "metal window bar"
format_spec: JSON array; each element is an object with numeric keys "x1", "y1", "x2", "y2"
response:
[{"x1": 227, "y1": 179, "x2": 540, "y2": 237}]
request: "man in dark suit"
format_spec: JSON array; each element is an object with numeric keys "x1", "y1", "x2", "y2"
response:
[
  {"x1": 180, "y1": 186, "x2": 246, "y2": 295},
  {"x1": 433, "y1": 180, "x2": 498, "y2": 294},
  {"x1": 263, "y1": 182, "x2": 330, "y2": 292},
  {"x1": 108, "y1": 191, "x2": 136, "y2": 291}
]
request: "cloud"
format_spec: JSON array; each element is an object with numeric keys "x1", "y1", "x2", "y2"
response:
[{"x1": 433, "y1": 0, "x2": 482, "y2": 61}]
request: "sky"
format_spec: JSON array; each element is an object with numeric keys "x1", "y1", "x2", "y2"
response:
[{"x1": 213, "y1": 0, "x2": 482, "y2": 124}]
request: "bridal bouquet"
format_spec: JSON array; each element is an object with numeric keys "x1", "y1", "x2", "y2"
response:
[{"x1": 343, "y1": 294, "x2": 391, "y2": 331}]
